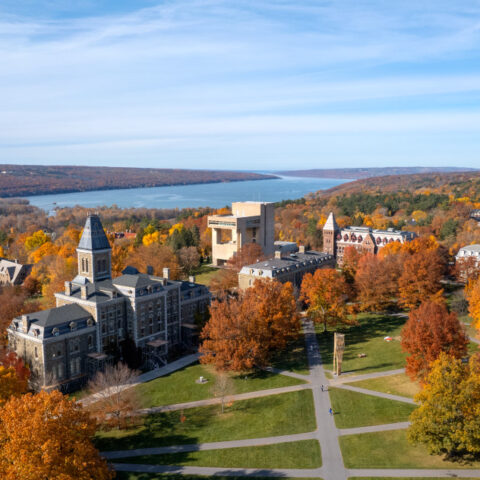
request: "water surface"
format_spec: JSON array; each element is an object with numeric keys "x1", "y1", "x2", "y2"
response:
[{"x1": 26, "y1": 176, "x2": 349, "y2": 210}]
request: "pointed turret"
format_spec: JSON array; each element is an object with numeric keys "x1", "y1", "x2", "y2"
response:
[
  {"x1": 78, "y1": 214, "x2": 111, "y2": 251},
  {"x1": 323, "y1": 212, "x2": 339, "y2": 232},
  {"x1": 323, "y1": 212, "x2": 339, "y2": 257},
  {"x1": 76, "y1": 214, "x2": 112, "y2": 283}
]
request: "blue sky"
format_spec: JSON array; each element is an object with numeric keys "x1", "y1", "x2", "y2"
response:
[{"x1": 1, "y1": 1, "x2": 480, "y2": 170}]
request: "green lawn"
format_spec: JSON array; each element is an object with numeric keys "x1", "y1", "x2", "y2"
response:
[
  {"x1": 317, "y1": 313, "x2": 407, "y2": 376},
  {"x1": 340, "y1": 429, "x2": 480, "y2": 469},
  {"x1": 328, "y1": 388, "x2": 415, "y2": 428},
  {"x1": 135, "y1": 363, "x2": 305, "y2": 408},
  {"x1": 116, "y1": 475, "x2": 321, "y2": 480},
  {"x1": 114, "y1": 440, "x2": 322, "y2": 469},
  {"x1": 271, "y1": 333, "x2": 310, "y2": 375},
  {"x1": 349, "y1": 478, "x2": 479, "y2": 480},
  {"x1": 191, "y1": 265, "x2": 220, "y2": 286},
  {"x1": 345, "y1": 373, "x2": 420, "y2": 399},
  {"x1": 96, "y1": 390, "x2": 316, "y2": 451}
]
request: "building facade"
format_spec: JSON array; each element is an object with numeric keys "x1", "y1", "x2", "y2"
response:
[
  {"x1": 0, "y1": 258, "x2": 32, "y2": 286},
  {"x1": 238, "y1": 247, "x2": 335, "y2": 290},
  {"x1": 208, "y1": 202, "x2": 275, "y2": 266},
  {"x1": 323, "y1": 212, "x2": 417, "y2": 265},
  {"x1": 7, "y1": 214, "x2": 210, "y2": 392}
]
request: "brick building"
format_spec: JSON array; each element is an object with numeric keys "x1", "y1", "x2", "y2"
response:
[
  {"x1": 323, "y1": 212, "x2": 417, "y2": 265},
  {"x1": 7, "y1": 214, "x2": 210, "y2": 392}
]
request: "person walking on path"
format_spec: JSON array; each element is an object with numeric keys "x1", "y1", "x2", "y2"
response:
[
  {"x1": 321, "y1": 385, "x2": 324, "y2": 392},
  {"x1": 329, "y1": 408, "x2": 333, "y2": 416}
]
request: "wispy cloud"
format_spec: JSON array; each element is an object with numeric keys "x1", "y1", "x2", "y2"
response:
[{"x1": 1, "y1": 1, "x2": 480, "y2": 168}]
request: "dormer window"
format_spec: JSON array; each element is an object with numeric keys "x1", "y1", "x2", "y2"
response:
[
  {"x1": 87, "y1": 318, "x2": 94, "y2": 327},
  {"x1": 52, "y1": 328, "x2": 59, "y2": 337},
  {"x1": 69, "y1": 321, "x2": 77, "y2": 331}
]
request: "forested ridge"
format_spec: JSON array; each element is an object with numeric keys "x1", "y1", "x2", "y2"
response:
[{"x1": 0, "y1": 165, "x2": 277, "y2": 198}]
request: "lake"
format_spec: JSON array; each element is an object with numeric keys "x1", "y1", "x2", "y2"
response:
[{"x1": 26, "y1": 176, "x2": 350, "y2": 210}]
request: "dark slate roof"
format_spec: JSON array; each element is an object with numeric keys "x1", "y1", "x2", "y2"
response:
[
  {"x1": 26, "y1": 303, "x2": 92, "y2": 328},
  {"x1": 77, "y1": 214, "x2": 111, "y2": 251},
  {"x1": 113, "y1": 274, "x2": 159, "y2": 289}
]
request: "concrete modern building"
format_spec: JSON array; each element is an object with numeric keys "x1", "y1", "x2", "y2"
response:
[
  {"x1": 208, "y1": 202, "x2": 275, "y2": 266},
  {"x1": 0, "y1": 258, "x2": 32, "y2": 286},
  {"x1": 238, "y1": 247, "x2": 335, "y2": 290},
  {"x1": 7, "y1": 214, "x2": 210, "y2": 393},
  {"x1": 323, "y1": 212, "x2": 417, "y2": 265}
]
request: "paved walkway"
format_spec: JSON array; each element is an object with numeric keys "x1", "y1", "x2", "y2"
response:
[
  {"x1": 82, "y1": 353, "x2": 199, "y2": 405},
  {"x1": 338, "y1": 421, "x2": 410, "y2": 436},
  {"x1": 103, "y1": 431, "x2": 317, "y2": 460},
  {"x1": 303, "y1": 319, "x2": 347, "y2": 480},
  {"x1": 330, "y1": 368, "x2": 406, "y2": 385},
  {"x1": 263, "y1": 366, "x2": 311, "y2": 382},
  {"x1": 135, "y1": 383, "x2": 310, "y2": 415},
  {"x1": 334, "y1": 383, "x2": 416, "y2": 405}
]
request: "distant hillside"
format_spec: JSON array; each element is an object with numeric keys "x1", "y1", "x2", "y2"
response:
[
  {"x1": 277, "y1": 167, "x2": 477, "y2": 180},
  {"x1": 318, "y1": 170, "x2": 480, "y2": 198},
  {"x1": 0, "y1": 165, "x2": 277, "y2": 198}
]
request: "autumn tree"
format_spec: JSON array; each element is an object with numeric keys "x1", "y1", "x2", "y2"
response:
[
  {"x1": 200, "y1": 279, "x2": 299, "y2": 371},
  {"x1": 354, "y1": 253, "x2": 398, "y2": 312},
  {"x1": 300, "y1": 268, "x2": 354, "y2": 332},
  {"x1": 401, "y1": 300, "x2": 468, "y2": 383},
  {"x1": 398, "y1": 249, "x2": 446, "y2": 310},
  {"x1": 408, "y1": 352, "x2": 480, "y2": 459},
  {"x1": 86, "y1": 362, "x2": 140, "y2": 430},
  {"x1": 227, "y1": 243, "x2": 265, "y2": 272},
  {"x1": 342, "y1": 246, "x2": 363, "y2": 286},
  {"x1": 178, "y1": 246, "x2": 201, "y2": 275},
  {"x1": 0, "y1": 365, "x2": 28, "y2": 407},
  {"x1": 124, "y1": 243, "x2": 181, "y2": 279},
  {"x1": 466, "y1": 277, "x2": 480, "y2": 332},
  {"x1": 0, "y1": 390, "x2": 114, "y2": 480}
]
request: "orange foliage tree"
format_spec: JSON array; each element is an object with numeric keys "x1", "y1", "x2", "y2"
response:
[
  {"x1": 300, "y1": 268, "x2": 354, "y2": 332},
  {"x1": 200, "y1": 279, "x2": 299, "y2": 371},
  {"x1": 398, "y1": 249, "x2": 446, "y2": 310},
  {"x1": 124, "y1": 243, "x2": 181, "y2": 279},
  {"x1": 354, "y1": 253, "x2": 402, "y2": 312},
  {"x1": 342, "y1": 246, "x2": 363, "y2": 287},
  {"x1": 466, "y1": 278, "x2": 480, "y2": 332},
  {"x1": 0, "y1": 390, "x2": 114, "y2": 480},
  {"x1": 0, "y1": 365, "x2": 28, "y2": 407},
  {"x1": 401, "y1": 300, "x2": 469, "y2": 383}
]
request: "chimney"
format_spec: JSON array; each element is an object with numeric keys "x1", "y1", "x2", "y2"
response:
[
  {"x1": 163, "y1": 267, "x2": 170, "y2": 280},
  {"x1": 275, "y1": 251, "x2": 282, "y2": 259},
  {"x1": 22, "y1": 314, "x2": 31, "y2": 333},
  {"x1": 146, "y1": 265, "x2": 154, "y2": 275},
  {"x1": 65, "y1": 281, "x2": 72, "y2": 296},
  {"x1": 299, "y1": 245, "x2": 305, "y2": 253},
  {"x1": 80, "y1": 285, "x2": 88, "y2": 300},
  {"x1": 189, "y1": 275, "x2": 196, "y2": 284}
]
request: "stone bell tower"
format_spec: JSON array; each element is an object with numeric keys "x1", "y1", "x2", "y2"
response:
[
  {"x1": 76, "y1": 214, "x2": 112, "y2": 283},
  {"x1": 323, "y1": 212, "x2": 339, "y2": 257}
]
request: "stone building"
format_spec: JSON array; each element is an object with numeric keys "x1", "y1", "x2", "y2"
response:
[
  {"x1": 323, "y1": 212, "x2": 417, "y2": 265},
  {"x1": 238, "y1": 247, "x2": 335, "y2": 291},
  {"x1": 7, "y1": 214, "x2": 210, "y2": 392},
  {"x1": 0, "y1": 258, "x2": 32, "y2": 286},
  {"x1": 208, "y1": 201, "x2": 275, "y2": 266}
]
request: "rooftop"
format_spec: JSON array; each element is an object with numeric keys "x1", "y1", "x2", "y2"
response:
[
  {"x1": 77, "y1": 214, "x2": 111, "y2": 251},
  {"x1": 20, "y1": 303, "x2": 91, "y2": 328}
]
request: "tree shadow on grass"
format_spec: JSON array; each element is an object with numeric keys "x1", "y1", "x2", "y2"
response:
[{"x1": 316, "y1": 314, "x2": 407, "y2": 371}]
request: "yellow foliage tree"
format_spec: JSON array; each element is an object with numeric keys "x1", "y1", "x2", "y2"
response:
[
  {"x1": 408, "y1": 352, "x2": 480, "y2": 458},
  {"x1": 0, "y1": 390, "x2": 114, "y2": 480},
  {"x1": 24, "y1": 230, "x2": 48, "y2": 251},
  {"x1": 168, "y1": 222, "x2": 184, "y2": 236},
  {"x1": 142, "y1": 231, "x2": 160, "y2": 246}
]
